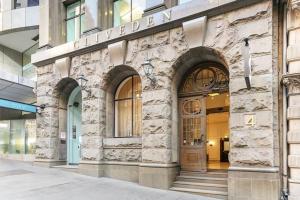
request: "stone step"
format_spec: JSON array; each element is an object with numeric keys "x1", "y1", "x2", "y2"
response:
[
  {"x1": 177, "y1": 175, "x2": 228, "y2": 185},
  {"x1": 173, "y1": 181, "x2": 227, "y2": 191},
  {"x1": 180, "y1": 171, "x2": 228, "y2": 178},
  {"x1": 170, "y1": 187, "x2": 228, "y2": 200}
]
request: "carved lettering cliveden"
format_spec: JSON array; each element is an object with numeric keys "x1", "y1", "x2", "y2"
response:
[
  {"x1": 162, "y1": 10, "x2": 171, "y2": 22},
  {"x1": 132, "y1": 21, "x2": 140, "y2": 32},
  {"x1": 120, "y1": 25, "x2": 126, "y2": 36},
  {"x1": 106, "y1": 29, "x2": 112, "y2": 39},
  {"x1": 113, "y1": 10, "x2": 171, "y2": 37},
  {"x1": 147, "y1": 16, "x2": 155, "y2": 27}
]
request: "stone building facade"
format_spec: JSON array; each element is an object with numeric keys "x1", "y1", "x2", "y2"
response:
[{"x1": 31, "y1": 0, "x2": 295, "y2": 199}]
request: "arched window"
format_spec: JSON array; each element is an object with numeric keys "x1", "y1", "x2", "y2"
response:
[{"x1": 114, "y1": 75, "x2": 142, "y2": 137}]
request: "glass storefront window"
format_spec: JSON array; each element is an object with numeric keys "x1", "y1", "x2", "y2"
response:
[
  {"x1": 23, "y1": 43, "x2": 38, "y2": 81},
  {"x1": 66, "y1": 0, "x2": 85, "y2": 42},
  {"x1": 114, "y1": 75, "x2": 142, "y2": 137},
  {"x1": 0, "y1": 120, "x2": 36, "y2": 155},
  {"x1": 113, "y1": 0, "x2": 146, "y2": 27},
  {"x1": 27, "y1": 0, "x2": 39, "y2": 7},
  {"x1": 0, "y1": 121, "x2": 10, "y2": 154},
  {"x1": 9, "y1": 120, "x2": 25, "y2": 154}
]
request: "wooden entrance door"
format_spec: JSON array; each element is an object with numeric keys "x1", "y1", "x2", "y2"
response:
[{"x1": 180, "y1": 96, "x2": 207, "y2": 171}]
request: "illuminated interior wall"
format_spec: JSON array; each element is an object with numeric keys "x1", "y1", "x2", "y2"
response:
[
  {"x1": 207, "y1": 112, "x2": 229, "y2": 161},
  {"x1": 206, "y1": 93, "x2": 229, "y2": 161}
]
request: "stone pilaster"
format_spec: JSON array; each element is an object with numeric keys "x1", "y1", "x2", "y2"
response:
[
  {"x1": 39, "y1": 0, "x2": 65, "y2": 48},
  {"x1": 75, "y1": 52, "x2": 104, "y2": 177},
  {"x1": 284, "y1": 2, "x2": 300, "y2": 199}
]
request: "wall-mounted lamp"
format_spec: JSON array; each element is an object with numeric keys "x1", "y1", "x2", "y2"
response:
[
  {"x1": 142, "y1": 58, "x2": 156, "y2": 86},
  {"x1": 242, "y1": 38, "x2": 252, "y2": 90},
  {"x1": 37, "y1": 104, "x2": 46, "y2": 114},
  {"x1": 76, "y1": 74, "x2": 88, "y2": 90}
]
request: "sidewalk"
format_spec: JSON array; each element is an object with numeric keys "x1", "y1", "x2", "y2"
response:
[{"x1": 0, "y1": 159, "x2": 216, "y2": 200}]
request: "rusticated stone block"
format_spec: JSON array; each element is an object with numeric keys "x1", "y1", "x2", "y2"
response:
[
  {"x1": 230, "y1": 148, "x2": 274, "y2": 167},
  {"x1": 138, "y1": 35, "x2": 153, "y2": 50},
  {"x1": 142, "y1": 119, "x2": 172, "y2": 135},
  {"x1": 35, "y1": 138, "x2": 59, "y2": 149},
  {"x1": 81, "y1": 136, "x2": 102, "y2": 149},
  {"x1": 230, "y1": 92, "x2": 273, "y2": 113},
  {"x1": 142, "y1": 89, "x2": 171, "y2": 105},
  {"x1": 81, "y1": 124, "x2": 102, "y2": 136},
  {"x1": 170, "y1": 27, "x2": 188, "y2": 54},
  {"x1": 142, "y1": 76, "x2": 172, "y2": 91},
  {"x1": 231, "y1": 129, "x2": 273, "y2": 148},
  {"x1": 81, "y1": 148, "x2": 102, "y2": 161},
  {"x1": 230, "y1": 74, "x2": 273, "y2": 95},
  {"x1": 37, "y1": 64, "x2": 53, "y2": 75},
  {"x1": 143, "y1": 104, "x2": 171, "y2": 120},
  {"x1": 227, "y1": 1, "x2": 270, "y2": 25},
  {"x1": 104, "y1": 149, "x2": 141, "y2": 162},
  {"x1": 80, "y1": 53, "x2": 91, "y2": 65},
  {"x1": 142, "y1": 133, "x2": 171, "y2": 148},
  {"x1": 35, "y1": 148, "x2": 58, "y2": 160},
  {"x1": 153, "y1": 30, "x2": 170, "y2": 47},
  {"x1": 103, "y1": 138, "x2": 141, "y2": 148}
]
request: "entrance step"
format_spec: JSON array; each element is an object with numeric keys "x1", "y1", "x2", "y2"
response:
[
  {"x1": 51, "y1": 165, "x2": 79, "y2": 173},
  {"x1": 170, "y1": 187, "x2": 228, "y2": 200},
  {"x1": 170, "y1": 170, "x2": 228, "y2": 199}
]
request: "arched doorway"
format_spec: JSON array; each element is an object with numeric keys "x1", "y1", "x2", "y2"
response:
[
  {"x1": 178, "y1": 63, "x2": 229, "y2": 172},
  {"x1": 67, "y1": 86, "x2": 82, "y2": 165}
]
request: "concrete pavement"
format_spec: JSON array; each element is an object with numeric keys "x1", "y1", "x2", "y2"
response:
[{"x1": 0, "y1": 159, "x2": 216, "y2": 200}]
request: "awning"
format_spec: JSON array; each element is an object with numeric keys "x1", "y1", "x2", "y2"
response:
[{"x1": 0, "y1": 98, "x2": 36, "y2": 113}]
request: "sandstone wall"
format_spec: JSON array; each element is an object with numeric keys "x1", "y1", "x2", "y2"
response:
[{"x1": 35, "y1": 1, "x2": 277, "y2": 170}]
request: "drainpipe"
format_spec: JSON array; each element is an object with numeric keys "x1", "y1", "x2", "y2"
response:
[{"x1": 281, "y1": 2, "x2": 288, "y2": 199}]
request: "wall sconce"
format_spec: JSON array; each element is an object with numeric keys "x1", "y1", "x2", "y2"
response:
[
  {"x1": 37, "y1": 104, "x2": 46, "y2": 114},
  {"x1": 242, "y1": 38, "x2": 252, "y2": 90},
  {"x1": 142, "y1": 58, "x2": 156, "y2": 85},
  {"x1": 207, "y1": 140, "x2": 214, "y2": 147},
  {"x1": 76, "y1": 74, "x2": 88, "y2": 90}
]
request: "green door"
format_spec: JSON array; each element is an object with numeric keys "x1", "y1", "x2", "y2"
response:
[{"x1": 67, "y1": 86, "x2": 82, "y2": 165}]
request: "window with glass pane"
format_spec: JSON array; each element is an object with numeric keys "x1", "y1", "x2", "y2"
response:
[
  {"x1": 66, "y1": 0, "x2": 85, "y2": 42},
  {"x1": 115, "y1": 75, "x2": 142, "y2": 137},
  {"x1": 113, "y1": 0, "x2": 146, "y2": 27},
  {"x1": 28, "y1": 0, "x2": 39, "y2": 7},
  {"x1": 179, "y1": 0, "x2": 192, "y2": 4}
]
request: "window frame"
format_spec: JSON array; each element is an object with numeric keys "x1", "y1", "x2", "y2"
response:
[
  {"x1": 114, "y1": 75, "x2": 142, "y2": 138},
  {"x1": 65, "y1": 0, "x2": 85, "y2": 42},
  {"x1": 113, "y1": 0, "x2": 146, "y2": 27}
]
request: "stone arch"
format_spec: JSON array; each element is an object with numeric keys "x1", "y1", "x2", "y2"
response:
[
  {"x1": 102, "y1": 65, "x2": 142, "y2": 138},
  {"x1": 170, "y1": 46, "x2": 229, "y2": 163},
  {"x1": 52, "y1": 77, "x2": 80, "y2": 161}
]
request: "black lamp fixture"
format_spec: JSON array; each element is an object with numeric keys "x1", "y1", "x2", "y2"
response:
[
  {"x1": 142, "y1": 55, "x2": 156, "y2": 85},
  {"x1": 76, "y1": 74, "x2": 88, "y2": 90},
  {"x1": 242, "y1": 38, "x2": 252, "y2": 90},
  {"x1": 37, "y1": 104, "x2": 46, "y2": 114}
]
